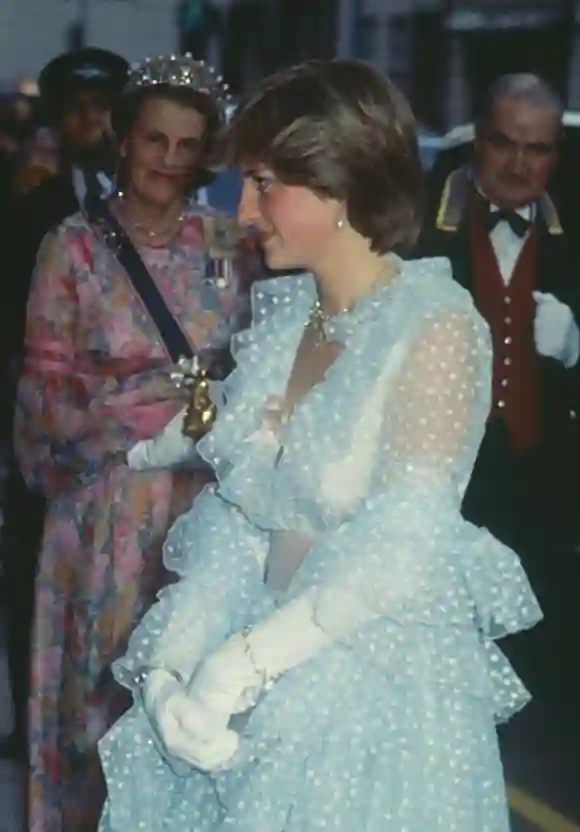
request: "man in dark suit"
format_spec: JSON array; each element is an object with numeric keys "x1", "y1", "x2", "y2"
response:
[
  {"x1": 5, "y1": 48, "x2": 129, "y2": 357},
  {"x1": 0, "y1": 48, "x2": 128, "y2": 760},
  {"x1": 412, "y1": 73, "x2": 580, "y2": 734}
]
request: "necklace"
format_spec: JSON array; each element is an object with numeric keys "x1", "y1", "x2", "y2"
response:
[
  {"x1": 307, "y1": 256, "x2": 401, "y2": 347},
  {"x1": 115, "y1": 193, "x2": 187, "y2": 242},
  {"x1": 307, "y1": 300, "x2": 347, "y2": 347}
]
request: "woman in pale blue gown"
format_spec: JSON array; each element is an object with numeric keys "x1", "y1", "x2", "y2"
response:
[{"x1": 98, "y1": 59, "x2": 541, "y2": 831}]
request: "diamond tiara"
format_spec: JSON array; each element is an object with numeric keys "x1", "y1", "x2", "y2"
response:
[{"x1": 124, "y1": 54, "x2": 232, "y2": 124}]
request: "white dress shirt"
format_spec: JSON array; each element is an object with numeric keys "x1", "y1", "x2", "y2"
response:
[
  {"x1": 487, "y1": 202, "x2": 534, "y2": 286},
  {"x1": 72, "y1": 167, "x2": 114, "y2": 208},
  {"x1": 196, "y1": 187, "x2": 209, "y2": 206}
]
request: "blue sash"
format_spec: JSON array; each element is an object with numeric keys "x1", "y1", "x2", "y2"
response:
[{"x1": 94, "y1": 203, "x2": 193, "y2": 363}]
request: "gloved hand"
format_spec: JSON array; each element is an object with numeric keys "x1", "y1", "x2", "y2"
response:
[
  {"x1": 143, "y1": 668, "x2": 239, "y2": 773},
  {"x1": 127, "y1": 407, "x2": 198, "y2": 470},
  {"x1": 533, "y1": 292, "x2": 580, "y2": 367},
  {"x1": 187, "y1": 594, "x2": 333, "y2": 722},
  {"x1": 186, "y1": 634, "x2": 265, "y2": 722}
]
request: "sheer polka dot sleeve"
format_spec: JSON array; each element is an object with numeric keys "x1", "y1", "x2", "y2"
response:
[
  {"x1": 309, "y1": 308, "x2": 491, "y2": 635},
  {"x1": 383, "y1": 309, "x2": 484, "y2": 477}
]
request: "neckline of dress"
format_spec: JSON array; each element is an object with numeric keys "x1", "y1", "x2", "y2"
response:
[
  {"x1": 315, "y1": 254, "x2": 405, "y2": 338},
  {"x1": 268, "y1": 258, "x2": 406, "y2": 440},
  {"x1": 105, "y1": 200, "x2": 196, "y2": 250}
]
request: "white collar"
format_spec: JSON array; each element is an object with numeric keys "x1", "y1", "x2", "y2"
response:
[{"x1": 72, "y1": 167, "x2": 114, "y2": 205}]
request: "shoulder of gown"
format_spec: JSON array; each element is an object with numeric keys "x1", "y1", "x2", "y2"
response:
[
  {"x1": 198, "y1": 255, "x2": 492, "y2": 489},
  {"x1": 396, "y1": 254, "x2": 482, "y2": 320}
]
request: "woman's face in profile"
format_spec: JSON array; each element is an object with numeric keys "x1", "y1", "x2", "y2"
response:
[
  {"x1": 237, "y1": 165, "x2": 340, "y2": 271},
  {"x1": 121, "y1": 97, "x2": 207, "y2": 208}
]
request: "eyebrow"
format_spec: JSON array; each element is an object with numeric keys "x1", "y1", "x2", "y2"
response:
[
  {"x1": 487, "y1": 130, "x2": 555, "y2": 149},
  {"x1": 143, "y1": 128, "x2": 202, "y2": 142}
]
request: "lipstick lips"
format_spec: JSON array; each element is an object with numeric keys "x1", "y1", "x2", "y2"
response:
[{"x1": 153, "y1": 170, "x2": 184, "y2": 181}]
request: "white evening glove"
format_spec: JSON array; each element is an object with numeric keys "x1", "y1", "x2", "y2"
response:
[
  {"x1": 127, "y1": 407, "x2": 198, "y2": 471},
  {"x1": 533, "y1": 292, "x2": 580, "y2": 367},
  {"x1": 143, "y1": 668, "x2": 240, "y2": 773},
  {"x1": 187, "y1": 593, "x2": 333, "y2": 720}
]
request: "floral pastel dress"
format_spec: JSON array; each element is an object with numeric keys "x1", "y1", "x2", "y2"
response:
[{"x1": 15, "y1": 205, "x2": 256, "y2": 831}]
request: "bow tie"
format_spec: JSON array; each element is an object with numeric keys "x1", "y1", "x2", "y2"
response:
[{"x1": 485, "y1": 207, "x2": 532, "y2": 238}]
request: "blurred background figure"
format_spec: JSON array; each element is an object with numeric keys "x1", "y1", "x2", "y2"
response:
[
  {"x1": 12, "y1": 127, "x2": 59, "y2": 197},
  {"x1": 22, "y1": 47, "x2": 129, "y2": 246},
  {"x1": 1, "y1": 48, "x2": 129, "y2": 384},
  {"x1": 0, "y1": 91, "x2": 38, "y2": 219},
  {"x1": 0, "y1": 92, "x2": 35, "y2": 159},
  {"x1": 15, "y1": 53, "x2": 258, "y2": 831},
  {"x1": 0, "y1": 48, "x2": 129, "y2": 767}
]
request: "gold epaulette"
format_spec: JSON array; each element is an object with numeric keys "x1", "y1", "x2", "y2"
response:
[
  {"x1": 538, "y1": 192, "x2": 564, "y2": 236},
  {"x1": 435, "y1": 167, "x2": 470, "y2": 233},
  {"x1": 435, "y1": 166, "x2": 564, "y2": 236}
]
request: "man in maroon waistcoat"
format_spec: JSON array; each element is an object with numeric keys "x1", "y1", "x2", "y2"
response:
[{"x1": 412, "y1": 74, "x2": 580, "y2": 736}]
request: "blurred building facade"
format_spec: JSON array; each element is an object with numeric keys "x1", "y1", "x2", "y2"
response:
[
  {"x1": 0, "y1": 0, "x2": 182, "y2": 81},
  {"x1": 215, "y1": 0, "x2": 580, "y2": 129},
  {"x1": 1, "y1": 0, "x2": 578, "y2": 130},
  {"x1": 350, "y1": 0, "x2": 579, "y2": 130}
]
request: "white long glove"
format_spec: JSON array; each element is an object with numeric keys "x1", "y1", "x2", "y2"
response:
[
  {"x1": 533, "y1": 292, "x2": 580, "y2": 368},
  {"x1": 127, "y1": 407, "x2": 198, "y2": 470},
  {"x1": 143, "y1": 668, "x2": 240, "y2": 774},
  {"x1": 187, "y1": 593, "x2": 333, "y2": 723}
]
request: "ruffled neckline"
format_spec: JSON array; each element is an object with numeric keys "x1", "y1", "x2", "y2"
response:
[
  {"x1": 197, "y1": 257, "x2": 422, "y2": 536},
  {"x1": 320, "y1": 254, "x2": 405, "y2": 343}
]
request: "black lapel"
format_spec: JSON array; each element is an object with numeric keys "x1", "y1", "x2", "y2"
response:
[
  {"x1": 448, "y1": 219, "x2": 474, "y2": 294},
  {"x1": 45, "y1": 173, "x2": 79, "y2": 221}
]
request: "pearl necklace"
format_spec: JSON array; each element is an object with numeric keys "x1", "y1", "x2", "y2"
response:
[{"x1": 116, "y1": 193, "x2": 187, "y2": 242}]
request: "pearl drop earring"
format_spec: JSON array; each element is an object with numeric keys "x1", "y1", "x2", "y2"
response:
[{"x1": 337, "y1": 216, "x2": 345, "y2": 229}]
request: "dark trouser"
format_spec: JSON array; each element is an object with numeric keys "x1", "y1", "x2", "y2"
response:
[
  {"x1": 1, "y1": 469, "x2": 46, "y2": 746},
  {"x1": 462, "y1": 421, "x2": 580, "y2": 735}
]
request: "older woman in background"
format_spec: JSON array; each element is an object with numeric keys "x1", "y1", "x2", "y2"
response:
[{"x1": 16, "y1": 54, "x2": 259, "y2": 831}]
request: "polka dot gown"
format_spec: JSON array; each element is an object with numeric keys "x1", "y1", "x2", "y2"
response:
[{"x1": 99, "y1": 256, "x2": 542, "y2": 831}]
